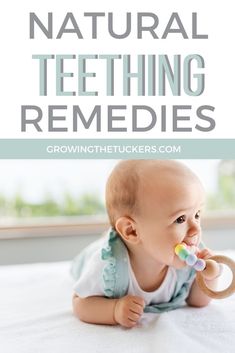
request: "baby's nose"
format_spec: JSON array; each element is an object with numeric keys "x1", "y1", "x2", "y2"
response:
[{"x1": 185, "y1": 222, "x2": 201, "y2": 241}]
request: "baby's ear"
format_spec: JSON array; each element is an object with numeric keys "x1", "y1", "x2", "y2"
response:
[{"x1": 115, "y1": 216, "x2": 140, "y2": 244}]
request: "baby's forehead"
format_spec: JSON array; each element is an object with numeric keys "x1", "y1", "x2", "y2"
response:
[
  {"x1": 138, "y1": 162, "x2": 199, "y2": 187},
  {"x1": 137, "y1": 166, "x2": 204, "y2": 204}
]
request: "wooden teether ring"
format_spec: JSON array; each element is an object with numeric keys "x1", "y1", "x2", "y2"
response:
[{"x1": 196, "y1": 255, "x2": 235, "y2": 299}]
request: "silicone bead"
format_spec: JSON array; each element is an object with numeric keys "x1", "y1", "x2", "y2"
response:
[
  {"x1": 175, "y1": 243, "x2": 206, "y2": 272},
  {"x1": 185, "y1": 253, "x2": 198, "y2": 266},
  {"x1": 178, "y1": 248, "x2": 190, "y2": 261},
  {"x1": 194, "y1": 258, "x2": 206, "y2": 271},
  {"x1": 175, "y1": 243, "x2": 187, "y2": 255}
]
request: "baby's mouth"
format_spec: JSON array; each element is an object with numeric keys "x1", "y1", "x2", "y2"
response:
[{"x1": 182, "y1": 236, "x2": 199, "y2": 249}]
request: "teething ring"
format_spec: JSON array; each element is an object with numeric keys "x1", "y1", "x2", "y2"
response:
[{"x1": 196, "y1": 255, "x2": 235, "y2": 299}]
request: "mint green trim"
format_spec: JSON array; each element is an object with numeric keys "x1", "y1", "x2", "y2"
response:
[{"x1": 101, "y1": 228, "x2": 129, "y2": 298}]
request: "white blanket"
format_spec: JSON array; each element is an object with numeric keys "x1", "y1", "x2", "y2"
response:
[{"x1": 1, "y1": 251, "x2": 235, "y2": 353}]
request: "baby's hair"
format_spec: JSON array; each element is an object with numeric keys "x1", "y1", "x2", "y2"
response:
[
  {"x1": 105, "y1": 160, "x2": 200, "y2": 228},
  {"x1": 105, "y1": 160, "x2": 143, "y2": 228}
]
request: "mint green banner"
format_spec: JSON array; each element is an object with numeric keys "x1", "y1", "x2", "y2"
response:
[{"x1": 0, "y1": 139, "x2": 234, "y2": 159}]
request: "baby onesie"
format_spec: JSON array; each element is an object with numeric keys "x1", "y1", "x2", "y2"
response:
[{"x1": 71, "y1": 228, "x2": 196, "y2": 313}]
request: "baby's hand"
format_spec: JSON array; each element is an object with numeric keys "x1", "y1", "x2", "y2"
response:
[
  {"x1": 113, "y1": 295, "x2": 145, "y2": 328},
  {"x1": 197, "y1": 248, "x2": 222, "y2": 280},
  {"x1": 197, "y1": 247, "x2": 215, "y2": 260}
]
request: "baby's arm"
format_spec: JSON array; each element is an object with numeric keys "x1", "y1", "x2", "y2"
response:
[
  {"x1": 186, "y1": 277, "x2": 218, "y2": 307},
  {"x1": 186, "y1": 248, "x2": 219, "y2": 307},
  {"x1": 73, "y1": 294, "x2": 145, "y2": 328}
]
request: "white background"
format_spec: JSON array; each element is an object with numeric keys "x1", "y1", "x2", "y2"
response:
[{"x1": 0, "y1": 0, "x2": 234, "y2": 138}]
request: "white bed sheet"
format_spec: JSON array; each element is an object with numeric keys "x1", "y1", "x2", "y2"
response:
[{"x1": 1, "y1": 251, "x2": 235, "y2": 353}]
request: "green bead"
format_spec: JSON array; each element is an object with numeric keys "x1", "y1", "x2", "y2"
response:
[{"x1": 178, "y1": 248, "x2": 190, "y2": 261}]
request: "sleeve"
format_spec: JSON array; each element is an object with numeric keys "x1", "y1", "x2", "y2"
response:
[{"x1": 73, "y1": 246, "x2": 106, "y2": 298}]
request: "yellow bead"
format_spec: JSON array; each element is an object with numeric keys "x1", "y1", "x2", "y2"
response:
[{"x1": 175, "y1": 243, "x2": 187, "y2": 255}]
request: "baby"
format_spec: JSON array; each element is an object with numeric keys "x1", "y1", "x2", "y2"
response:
[{"x1": 72, "y1": 160, "x2": 220, "y2": 327}]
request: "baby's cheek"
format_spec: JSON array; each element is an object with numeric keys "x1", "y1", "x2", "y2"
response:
[
  {"x1": 163, "y1": 246, "x2": 178, "y2": 267},
  {"x1": 169, "y1": 228, "x2": 185, "y2": 243}
]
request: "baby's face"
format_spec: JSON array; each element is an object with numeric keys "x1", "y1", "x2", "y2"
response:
[{"x1": 135, "y1": 170, "x2": 205, "y2": 268}]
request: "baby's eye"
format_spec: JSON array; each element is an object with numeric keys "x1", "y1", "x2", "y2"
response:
[
  {"x1": 195, "y1": 211, "x2": 200, "y2": 220},
  {"x1": 174, "y1": 215, "x2": 186, "y2": 224}
]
